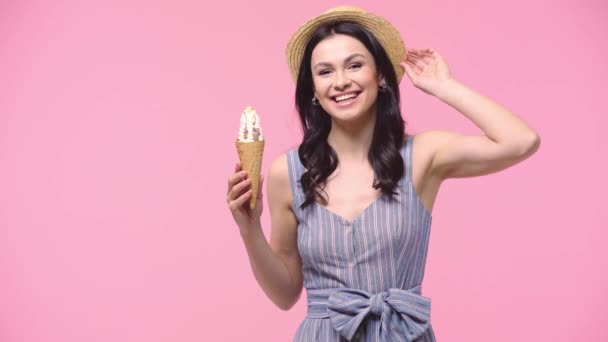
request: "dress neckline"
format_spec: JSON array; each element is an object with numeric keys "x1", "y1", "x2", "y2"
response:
[{"x1": 313, "y1": 192, "x2": 388, "y2": 226}]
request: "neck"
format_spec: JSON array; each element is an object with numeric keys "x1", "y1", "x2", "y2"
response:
[{"x1": 327, "y1": 110, "x2": 376, "y2": 163}]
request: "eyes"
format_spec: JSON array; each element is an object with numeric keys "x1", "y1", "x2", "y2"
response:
[{"x1": 317, "y1": 63, "x2": 363, "y2": 76}]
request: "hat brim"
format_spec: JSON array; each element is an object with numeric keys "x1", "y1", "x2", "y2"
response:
[{"x1": 286, "y1": 8, "x2": 407, "y2": 83}]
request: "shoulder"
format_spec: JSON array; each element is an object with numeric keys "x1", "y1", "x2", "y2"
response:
[
  {"x1": 414, "y1": 129, "x2": 459, "y2": 143},
  {"x1": 268, "y1": 152, "x2": 290, "y2": 188},
  {"x1": 408, "y1": 130, "x2": 455, "y2": 178},
  {"x1": 267, "y1": 152, "x2": 293, "y2": 209},
  {"x1": 406, "y1": 130, "x2": 445, "y2": 162}
]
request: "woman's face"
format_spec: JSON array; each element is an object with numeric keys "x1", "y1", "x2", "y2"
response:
[{"x1": 310, "y1": 34, "x2": 380, "y2": 123}]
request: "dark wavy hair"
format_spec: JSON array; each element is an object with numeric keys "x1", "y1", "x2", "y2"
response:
[{"x1": 295, "y1": 21, "x2": 409, "y2": 210}]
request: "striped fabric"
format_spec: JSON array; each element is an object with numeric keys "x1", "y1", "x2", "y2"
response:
[{"x1": 286, "y1": 134, "x2": 435, "y2": 342}]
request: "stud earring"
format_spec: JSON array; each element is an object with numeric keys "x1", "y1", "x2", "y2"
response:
[{"x1": 312, "y1": 97, "x2": 319, "y2": 105}]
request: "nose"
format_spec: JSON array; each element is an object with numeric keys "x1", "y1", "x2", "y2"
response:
[{"x1": 333, "y1": 70, "x2": 352, "y2": 90}]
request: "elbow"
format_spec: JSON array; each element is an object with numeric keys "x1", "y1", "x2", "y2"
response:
[
  {"x1": 274, "y1": 298, "x2": 297, "y2": 311},
  {"x1": 524, "y1": 133, "x2": 541, "y2": 155},
  {"x1": 274, "y1": 288, "x2": 302, "y2": 311},
  {"x1": 277, "y1": 301, "x2": 296, "y2": 311},
  {"x1": 517, "y1": 133, "x2": 541, "y2": 157}
]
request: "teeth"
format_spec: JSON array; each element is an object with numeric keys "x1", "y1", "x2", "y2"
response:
[{"x1": 335, "y1": 93, "x2": 358, "y2": 102}]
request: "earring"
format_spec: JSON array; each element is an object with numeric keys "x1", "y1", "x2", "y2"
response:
[
  {"x1": 312, "y1": 97, "x2": 319, "y2": 106},
  {"x1": 379, "y1": 83, "x2": 387, "y2": 92}
]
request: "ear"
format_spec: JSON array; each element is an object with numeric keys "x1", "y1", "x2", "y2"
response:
[
  {"x1": 378, "y1": 75, "x2": 387, "y2": 87},
  {"x1": 312, "y1": 85, "x2": 320, "y2": 99}
]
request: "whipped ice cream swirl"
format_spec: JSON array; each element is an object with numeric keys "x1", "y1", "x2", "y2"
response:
[{"x1": 238, "y1": 106, "x2": 264, "y2": 142}]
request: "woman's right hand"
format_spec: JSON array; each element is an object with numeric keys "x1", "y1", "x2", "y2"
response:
[{"x1": 226, "y1": 161, "x2": 264, "y2": 234}]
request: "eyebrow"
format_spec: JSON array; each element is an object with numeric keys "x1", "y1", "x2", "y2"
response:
[{"x1": 313, "y1": 53, "x2": 366, "y2": 69}]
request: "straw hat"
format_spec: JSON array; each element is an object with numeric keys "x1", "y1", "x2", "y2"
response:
[{"x1": 286, "y1": 6, "x2": 407, "y2": 83}]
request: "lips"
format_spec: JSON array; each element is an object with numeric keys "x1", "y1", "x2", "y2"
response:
[
  {"x1": 329, "y1": 91, "x2": 361, "y2": 108},
  {"x1": 330, "y1": 91, "x2": 361, "y2": 103}
]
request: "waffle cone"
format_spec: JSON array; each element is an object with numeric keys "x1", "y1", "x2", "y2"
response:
[{"x1": 235, "y1": 140, "x2": 265, "y2": 209}]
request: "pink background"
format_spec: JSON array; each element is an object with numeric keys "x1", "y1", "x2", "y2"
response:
[{"x1": 1, "y1": 0, "x2": 606, "y2": 341}]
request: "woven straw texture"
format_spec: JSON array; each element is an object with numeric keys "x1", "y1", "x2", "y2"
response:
[{"x1": 286, "y1": 6, "x2": 407, "y2": 83}]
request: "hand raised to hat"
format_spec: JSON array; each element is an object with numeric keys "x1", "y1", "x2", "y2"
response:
[{"x1": 400, "y1": 48, "x2": 453, "y2": 98}]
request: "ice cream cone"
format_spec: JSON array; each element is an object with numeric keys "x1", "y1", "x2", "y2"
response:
[{"x1": 236, "y1": 140, "x2": 265, "y2": 209}]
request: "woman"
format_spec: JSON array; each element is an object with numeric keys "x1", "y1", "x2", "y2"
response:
[{"x1": 226, "y1": 6, "x2": 540, "y2": 342}]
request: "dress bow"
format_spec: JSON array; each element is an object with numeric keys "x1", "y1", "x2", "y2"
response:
[{"x1": 324, "y1": 286, "x2": 431, "y2": 341}]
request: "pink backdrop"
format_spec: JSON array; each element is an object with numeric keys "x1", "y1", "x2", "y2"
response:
[{"x1": 1, "y1": 0, "x2": 606, "y2": 341}]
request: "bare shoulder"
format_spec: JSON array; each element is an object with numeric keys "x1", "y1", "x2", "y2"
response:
[
  {"x1": 410, "y1": 131, "x2": 441, "y2": 162},
  {"x1": 413, "y1": 129, "x2": 453, "y2": 144},
  {"x1": 267, "y1": 153, "x2": 291, "y2": 206},
  {"x1": 412, "y1": 129, "x2": 473, "y2": 180},
  {"x1": 409, "y1": 131, "x2": 442, "y2": 178},
  {"x1": 267, "y1": 153, "x2": 295, "y2": 227},
  {"x1": 266, "y1": 152, "x2": 300, "y2": 256}
]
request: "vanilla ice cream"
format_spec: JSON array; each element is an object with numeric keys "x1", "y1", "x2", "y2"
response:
[{"x1": 238, "y1": 106, "x2": 264, "y2": 142}]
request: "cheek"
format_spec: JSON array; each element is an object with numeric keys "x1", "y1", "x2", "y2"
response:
[
  {"x1": 363, "y1": 90, "x2": 379, "y2": 107},
  {"x1": 367, "y1": 79, "x2": 382, "y2": 99},
  {"x1": 361, "y1": 84, "x2": 380, "y2": 107},
  {"x1": 354, "y1": 72, "x2": 378, "y2": 89},
  {"x1": 360, "y1": 78, "x2": 379, "y2": 97},
  {"x1": 312, "y1": 78, "x2": 330, "y2": 93}
]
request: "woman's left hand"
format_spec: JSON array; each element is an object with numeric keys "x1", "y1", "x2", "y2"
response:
[{"x1": 400, "y1": 48, "x2": 453, "y2": 97}]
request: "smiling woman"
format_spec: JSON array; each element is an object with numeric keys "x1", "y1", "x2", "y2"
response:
[
  {"x1": 295, "y1": 21, "x2": 406, "y2": 212},
  {"x1": 225, "y1": 5, "x2": 540, "y2": 342}
]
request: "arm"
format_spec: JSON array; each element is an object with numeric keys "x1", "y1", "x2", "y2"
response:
[
  {"x1": 238, "y1": 154, "x2": 303, "y2": 310},
  {"x1": 402, "y1": 49, "x2": 541, "y2": 179}
]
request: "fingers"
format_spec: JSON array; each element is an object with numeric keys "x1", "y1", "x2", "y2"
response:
[
  {"x1": 402, "y1": 57, "x2": 423, "y2": 74},
  {"x1": 409, "y1": 48, "x2": 435, "y2": 56},
  {"x1": 227, "y1": 175, "x2": 251, "y2": 202},
  {"x1": 400, "y1": 61, "x2": 418, "y2": 78},
  {"x1": 407, "y1": 51, "x2": 430, "y2": 68},
  {"x1": 228, "y1": 187, "x2": 252, "y2": 211},
  {"x1": 408, "y1": 49, "x2": 435, "y2": 62},
  {"x1": 227, "y1": 162, "x2": 253, "y2": 209},
  {"x1": 403, "y1": 48, "x2": 440, "y2": 76},
  {"x1": 227, "y1": 163, "x2": 248, "y2": 195}
]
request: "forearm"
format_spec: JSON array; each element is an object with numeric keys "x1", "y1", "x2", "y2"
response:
[
  {"x1": 240, "y1": 224, "x2": 300, "y2": 310},
  {"x1": 435, "y1": 79, "x2": 539, "y2": 148}
]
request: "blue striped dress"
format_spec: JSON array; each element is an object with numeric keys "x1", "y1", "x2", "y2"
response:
[{"x1": 286, "y1": 134, "x2": 435, "y2": 342}]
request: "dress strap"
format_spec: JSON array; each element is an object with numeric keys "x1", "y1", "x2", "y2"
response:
[
  {"x1": 400, "y1": 134, "x2": 415, "y2": 183},
  {"x1": 286, "y1": 147, "x2": 305, "y2": 207}
]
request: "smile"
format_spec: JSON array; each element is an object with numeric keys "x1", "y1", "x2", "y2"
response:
[{"x1": 330, "y1": 91, "x2": 361, "y2": 107}]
